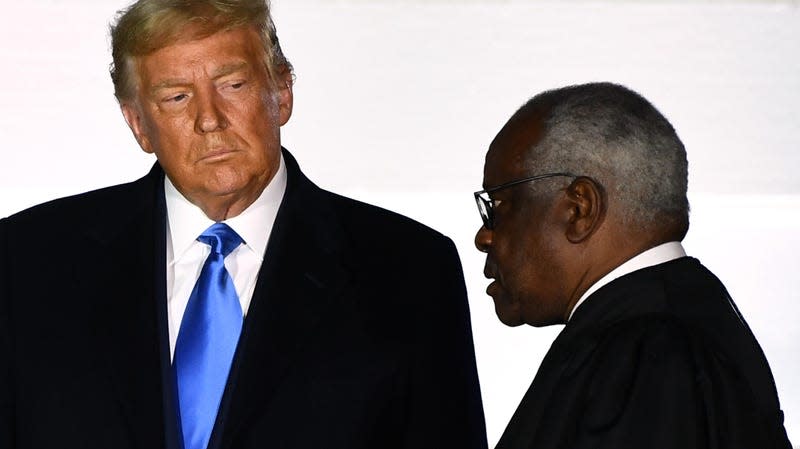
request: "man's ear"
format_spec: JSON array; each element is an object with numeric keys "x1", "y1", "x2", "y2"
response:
[
  {"x1": 120, "y1": 102, "x2": 154, "y2": 154},
  {"x1": 564, "y1": 177, "x2": 606, "y2": 243},
  {"x1": 276, "y1": 66, "x2": 294, "y2": 126}
]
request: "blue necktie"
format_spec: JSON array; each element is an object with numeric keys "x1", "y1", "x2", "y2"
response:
[{"x1": 174, "y1": 223, "x2": 244, "y2": 449}]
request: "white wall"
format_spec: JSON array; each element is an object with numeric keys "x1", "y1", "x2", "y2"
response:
[{"x1": 1, "y1": 0, "x2": 798, "y2": 445}]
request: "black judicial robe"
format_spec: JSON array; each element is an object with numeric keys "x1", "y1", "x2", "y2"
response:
[{"x1": 496, "y1": 257, "x2": 792, "y2": 449}]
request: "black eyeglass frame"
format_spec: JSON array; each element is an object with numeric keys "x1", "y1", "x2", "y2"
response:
[{"x1": 474, "y1": 172, "x2": 578, "y2": 229}]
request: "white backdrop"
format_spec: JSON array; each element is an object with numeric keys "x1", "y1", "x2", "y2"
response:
[{"x1": 1, "y1": 0, "x2": 798, "y2": 445}]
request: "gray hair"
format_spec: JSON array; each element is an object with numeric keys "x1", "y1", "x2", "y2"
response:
[{"x1": 522, "y1": 82, "x2": 688, "y2": 230}]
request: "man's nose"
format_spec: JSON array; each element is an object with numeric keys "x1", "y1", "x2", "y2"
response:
[
  {"x1": 195, "y1": 90, "x2": 229, "y2": 133},
  {"x1": 474, "y1": 225, "x2": 492, "y2": 253}
]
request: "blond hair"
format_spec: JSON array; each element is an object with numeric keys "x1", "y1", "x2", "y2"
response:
[{"x1": 110, "y1": 0, "x2": 292, "y2": 101}]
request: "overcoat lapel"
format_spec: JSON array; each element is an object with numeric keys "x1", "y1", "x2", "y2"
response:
[
  {"x1": 79, "y1": 166, "x2": 171, "y2": 449},
  {"x1": 212, "y1": 151, "x2": 352, "y2": 448}
]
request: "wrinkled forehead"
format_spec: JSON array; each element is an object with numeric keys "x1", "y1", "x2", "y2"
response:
[
  {"x1": 484, "y1": 109, "x2": 547, "y2": 186},
  {"x1": 130, "y1": 26, "x2": 267, "y2": 92}
]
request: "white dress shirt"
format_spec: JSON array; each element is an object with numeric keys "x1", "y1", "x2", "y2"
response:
[
  {"x1": 164, "y1": 155, "x2": 287, "y2": 358},
  {"x1": 568, "y1": 241, "x2": 687, "y2": 321}
]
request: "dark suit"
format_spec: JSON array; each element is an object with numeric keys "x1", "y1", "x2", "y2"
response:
[
  {"x1": 0, "y1": 149, "x2": 487, "y2": 449},
  {"x1": 496, "y1": 257, "x2": 791, "y2": 449}
]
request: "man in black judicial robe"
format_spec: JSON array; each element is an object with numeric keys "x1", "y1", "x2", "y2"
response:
[{"x1": 473, "y1": 82, "x2": 792, "y2": 448}]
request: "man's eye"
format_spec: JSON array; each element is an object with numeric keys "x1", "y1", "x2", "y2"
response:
[
  {"x1": 166, "y1": 93, "x2": 188, "y2": 103},
  {"x1": 225, "y1": 81, "x2": 246, "y2": 91}
]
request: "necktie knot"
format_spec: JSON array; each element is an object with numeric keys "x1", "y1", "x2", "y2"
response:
[{"x1": 197, "y1": 223, "x2": 243, "y2": 257}]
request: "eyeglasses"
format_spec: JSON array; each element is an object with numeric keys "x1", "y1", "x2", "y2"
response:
[{"x1": 474, "y1": 172, "x2": 577, "y2": 229}]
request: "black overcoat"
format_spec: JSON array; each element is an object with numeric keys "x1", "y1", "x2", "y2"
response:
[{"x1": 0, "y1": 149, "x2": 487, "y2": 449}]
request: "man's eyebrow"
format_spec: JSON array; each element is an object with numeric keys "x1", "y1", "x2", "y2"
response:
[
  {"x1": 211, "y1": 62, "x2": 249, "y2": 80},
  {"x1": 150, "y1": 78, "x2": 190, "y2": 93},
  {"x1": 149, "y1": 62, "x2": 250, "y2": 93}
]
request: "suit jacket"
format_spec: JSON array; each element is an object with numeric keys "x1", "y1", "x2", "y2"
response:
[
  {"x1": 0, "y1": 149, "x2": 487, "y2": 449},
  {"x1": 495, "y1": 257, "x2": 791, "y2": 449}
]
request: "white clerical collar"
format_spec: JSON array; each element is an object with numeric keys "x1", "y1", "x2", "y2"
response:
[
  {"x1": 164, "y1": 154, "x2": 287, "y2": 265},
  {"x1": 567, "y1": 241, "x2": 687, "y2": 321}
]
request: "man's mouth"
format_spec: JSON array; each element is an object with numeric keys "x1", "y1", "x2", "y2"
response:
[
  {"x1": 486, "y1": 280, "x2": 498, "y2": 297},
  {"x1": 483, "y1": 263, "x2": 495, "y2": 280},
  {"x1": 200, "y1": 148, "x2": 237, "y2": 162}
]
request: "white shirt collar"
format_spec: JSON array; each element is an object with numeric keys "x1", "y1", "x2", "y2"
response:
[
  {"x1": 567, "y1": 241, "x2": 687, "y2": 321},
  {"x1": 165, "y1": 153, "x2": 287, "y2": 265}
]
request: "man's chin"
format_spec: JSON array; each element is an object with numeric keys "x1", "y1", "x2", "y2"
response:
[
  {"x1": 493, "y1": 299, "x2": 525, "y2": 327},
  {"x1": 493, "y1": 298, "x2": 564, "y2": 328}
]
